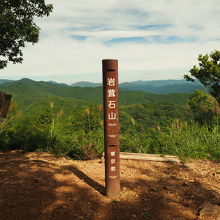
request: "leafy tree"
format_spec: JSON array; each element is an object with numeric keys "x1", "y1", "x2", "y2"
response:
[
  {"x1": 184, "y1": 50, "x2": 220, "y2": 105},
  {"x1": 0, "y1": 0, "x2": 53, "y2": 69},
  {"x1": 187, "y1": 90, "x2": 219, "y2": 126}
]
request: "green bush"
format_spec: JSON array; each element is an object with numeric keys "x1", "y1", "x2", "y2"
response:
[
  {"x1": 120, "y1": 133, "x2": 151, "y2": 153},
  {"x1": 0, "y1": 100, "x2": 219, "y2": 161},
  {"x1": 150, "y1": 123, "x2": 220, "y2": 159}
]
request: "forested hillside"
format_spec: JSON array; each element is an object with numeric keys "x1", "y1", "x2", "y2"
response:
[
  {"x1": 0, "y1": 78, "x2": 219, "y2": 160},
  {"x1": 0, "y1": 78, "x2": 191, "y2": 108}
]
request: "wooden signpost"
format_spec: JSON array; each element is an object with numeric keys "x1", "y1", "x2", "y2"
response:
[
  {"x1": 102, "y1": 59, "x2": 120, "y2": 198},
  {"x1": 0, "y1": 92, "x2": 12, "y2": 118}
]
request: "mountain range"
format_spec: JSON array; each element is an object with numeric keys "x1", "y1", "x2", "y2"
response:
[
  {"x1": 71, "y1": 79, "x2": 204, "y2": 94},
  {"x1": 0, "y1": 78, "x2": 203, "y2": 95},
  {"x1": 0, "y1": 78, "x2": 192, "y2": 113}
]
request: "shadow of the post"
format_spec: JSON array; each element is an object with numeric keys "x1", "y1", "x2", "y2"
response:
[{"x1": 64, "y1": 165, "x2": 106, "y2": 196}]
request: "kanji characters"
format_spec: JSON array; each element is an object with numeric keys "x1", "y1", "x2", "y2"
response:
[
  {"x1": 111, "y1": 151, "x2": 116, "y2": 156},
  {"x1": 108, "y1": 89, "x2": 116, "y2": 97},
  {"x1": 108, "y1": 100, "x2": 116, "y2": 108},
  {"x1": 108, "y1": 112, "x2": 117, "y2": 120},
  {"x1": 107, "y1": 78, "x2": 115, "y2": 86}
]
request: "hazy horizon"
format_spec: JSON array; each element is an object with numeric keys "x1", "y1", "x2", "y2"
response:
[{"x1": 0, "y1": 76, "x2": 190, "y2": 85}]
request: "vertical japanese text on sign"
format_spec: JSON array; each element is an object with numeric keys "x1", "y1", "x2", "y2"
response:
[{"x1": 102, "y1": 59, "x2": 120, "y2": 198}]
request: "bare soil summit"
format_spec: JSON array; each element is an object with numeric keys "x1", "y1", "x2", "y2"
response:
[{"x1": 0, "y1": 150, "x2": 219, "y2": 220}]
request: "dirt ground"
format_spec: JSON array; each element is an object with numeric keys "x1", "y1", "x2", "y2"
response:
[{"x1": 0, "y1": 150, "x2": 220, "y2": 220}]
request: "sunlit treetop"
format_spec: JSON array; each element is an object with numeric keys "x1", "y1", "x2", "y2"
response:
[{"x1": 184, "y1": 50, "x2": 220, "y2": 105}]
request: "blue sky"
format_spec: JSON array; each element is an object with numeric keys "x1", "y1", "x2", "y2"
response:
[{"x1": 1, "y1": 0, "x2": 220, "y2": 84}]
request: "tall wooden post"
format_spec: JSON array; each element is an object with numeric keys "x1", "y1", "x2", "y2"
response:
[{"x1": 102, "y1": 59, "x2": 120, "y2": 198}]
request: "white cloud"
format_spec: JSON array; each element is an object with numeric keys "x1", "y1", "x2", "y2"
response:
[{"x1": 1, "y1": 0, "x2": 220, "y2": 83}]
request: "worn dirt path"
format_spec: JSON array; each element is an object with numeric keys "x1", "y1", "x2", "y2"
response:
[{"x1": 0, "y1": 150, "x2": 220, "y2": 220}]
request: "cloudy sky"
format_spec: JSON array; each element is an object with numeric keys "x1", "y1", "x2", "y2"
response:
[{"x1": 1, "y1": 0, "x2": 220, "y2": 84}]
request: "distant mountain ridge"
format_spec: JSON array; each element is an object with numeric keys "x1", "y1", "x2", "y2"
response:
[
  {"x1": 0, "y1": 78, "x2": 191, "y2": 110},
  {"x1": 0, "y1": 79, "x2": 14, "y2": 85},
  {"x1": 71, "y1": 79, "x2": 204, "y2": 94},
  {"x1": 71, "y1": 81, "x2": 102, "y2": 87},
  {"x1": 47, "y1": 80, "x2": 69, "y2": 87},
  {"x1": 119, "y1": 80, "x2": 204, "y2": 94},
  {"x1": 0, "y1": 78, "x2": 205, "y2": 94},
  {"x1": 120, "y1": 79, "x2": 201, "y2": 86}
]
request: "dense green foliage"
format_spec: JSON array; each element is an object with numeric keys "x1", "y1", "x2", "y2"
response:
[
  {"x1": 184, "y1": 50, "x2": 220, "y2": 105},
  {"x1": 0, "y1": 78, "x2": 191, "y2": 108},
  {"x1": 0, "y1": 0, "x2": 53, "y2": 69},
  {"x1": 0, "y1": 79, "x2": 219, "y2": 160}
]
